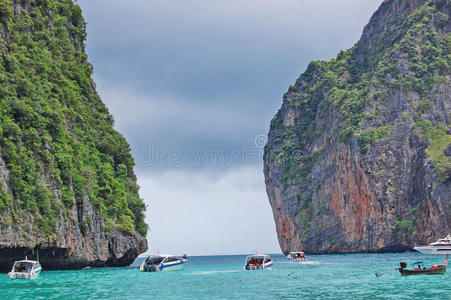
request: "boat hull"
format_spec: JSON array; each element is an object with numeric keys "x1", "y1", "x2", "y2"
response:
[
  {"x1": 140, "y1": 260, "x2": 185, "y2": 272},
  {"x1": 8, "y1": 269, "x2": 41, "y2": 280},
  {"x1": 159, "y1": 261, "x2": 185, "y2": 272},
  {"x1": 245, "y1": 261, "x2": 273, "y2": 271},
  {"x1": 414, "y1": 246, "x2": 451, "y2": 255},
  {"x1": 399, "y1": 265, "x2": 446, "y2": 276}
]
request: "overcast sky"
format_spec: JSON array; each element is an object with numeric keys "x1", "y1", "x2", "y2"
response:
[{"x1": 77, "y1": 0, "x2": 383, "y2": 255}]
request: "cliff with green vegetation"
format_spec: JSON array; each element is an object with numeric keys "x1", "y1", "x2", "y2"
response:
[
  {"x1": 264, "y1": 0, "x2": 450, "y2": 254},
  {"x1": 0, "y1": 0, "x2": 147, "y2": 271}
]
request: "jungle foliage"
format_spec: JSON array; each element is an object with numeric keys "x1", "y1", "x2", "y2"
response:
[
  {"x1": 266, "y1": 0, "x2": 451, "y2": 188},
  {"x1": 0, "y1": 0, "x2": 147, "y2": 236}
]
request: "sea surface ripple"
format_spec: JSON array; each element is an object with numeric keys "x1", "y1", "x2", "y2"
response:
[{"x1": 1, "y1": 253, "x2": 450, "y2": 299}]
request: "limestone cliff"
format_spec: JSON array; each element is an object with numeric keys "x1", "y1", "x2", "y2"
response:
[
  {"x1": 264, "y1": 0, "x2": 451, "y2": 254},
  {"x1": 0, "y1": 0, "x2": 147, "y2": 271}
]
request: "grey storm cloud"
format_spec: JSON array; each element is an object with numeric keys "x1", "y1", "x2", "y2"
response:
[
  {"x1": 77, "y1": 0, "x2": 383, "y2": 173},
  {"x1": 76, "y1": 0, "x2": 384, "y2": 255}
]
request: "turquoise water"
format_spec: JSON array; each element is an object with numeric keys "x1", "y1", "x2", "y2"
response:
[{"x1": 1, "y1": 253, "x2": 450, "y2": 299}]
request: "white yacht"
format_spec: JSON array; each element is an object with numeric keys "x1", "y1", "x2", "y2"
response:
[
  {"x1": 139, "y1": 254, "x2": 187, "y2": 272},
  {"x1": 414, "y1": 235, "x2": 451, "y2": 255},
  {"x1": 244, "y1": 254, "x2": 273, "y2": 270},
  {"x1": 8, "y1": 258, "x2": 42, "y2": 280},
  {"x1": 287, "y1": 251, "x2": 307, "y2": 262}
]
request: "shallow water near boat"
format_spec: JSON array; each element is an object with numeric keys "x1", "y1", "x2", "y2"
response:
[{"x1": 1, "y1": 253, "x2": 450, "y2": 299}]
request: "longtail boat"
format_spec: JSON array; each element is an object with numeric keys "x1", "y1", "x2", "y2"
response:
[{"x1": 398, "y1": 255, "x2": 448, "y2": 276}]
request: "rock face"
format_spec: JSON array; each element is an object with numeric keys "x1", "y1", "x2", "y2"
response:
[
  {"x1": 0, "y1": 192, "x2": 147, "y2": 271},
  {"x1": 0, "y1": 1, "x2": 147, "y2": 271},
  {"x1": 264, "y1": 0, "x2": 451, "y2": 254}
]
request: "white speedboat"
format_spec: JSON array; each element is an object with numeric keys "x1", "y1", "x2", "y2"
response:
[
  {"x1": 139, "y1": 254, "x2": 187, "y2": 272},
  {"x1": 8, "y1": 258, "x2": 42, "y2": 280},
  {"x1": 414, "y1": 235, "x2": 451, "y2": 255},
  {"x1": 244, "y1": 254, "x2": 273, "y2": 270},
  {"x1": 288, "y1": 251, "x2": 307, "y2": 262}
]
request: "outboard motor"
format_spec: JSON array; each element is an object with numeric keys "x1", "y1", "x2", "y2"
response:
[{"x1": 400, "y1": 262, "x2": 407, "y2": 269}]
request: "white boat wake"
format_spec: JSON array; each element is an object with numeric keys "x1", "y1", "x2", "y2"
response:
[
  {"x1": 278, "y1": 261, "x2": 323, "y2": 265},
  {"x1": 186, "y1": 270, "x2": 240, "y2": 276}
]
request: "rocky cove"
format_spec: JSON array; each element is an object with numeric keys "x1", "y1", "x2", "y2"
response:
[{"x1": 0, "y1": 0, "x2": 450, "y2": 275}]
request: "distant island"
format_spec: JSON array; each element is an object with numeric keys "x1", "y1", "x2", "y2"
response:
[
  {"x1": 264, "y1": 0, "x2": 451, "y2": 254},
  {"x1": 0, "y1": 0, "x2": 147, "y2": 271}
]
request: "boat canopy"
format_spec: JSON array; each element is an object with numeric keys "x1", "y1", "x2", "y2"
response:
[
  {"x1": 145, "y1": 257, "x2": 165, "y2": 264},
  {"x1": 12, "y1": 260, "x2": 40, "y2": 271},
  {"x1": 431, "y1": 235, "x2": 451, "y2": 245},
  {"x1": 245, "y1": 254, "x2": 271, "y2": 264},
  {"x1": 246, "y1": 254, "x2": 269, "y2": 259},
  {"x1": 144, "y1": 254, "x2": 181, "y2": 264}
]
